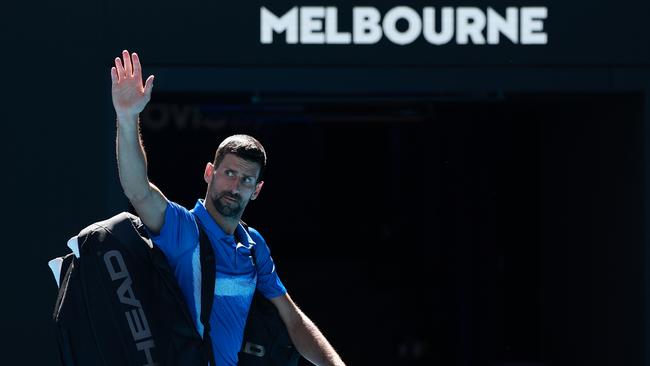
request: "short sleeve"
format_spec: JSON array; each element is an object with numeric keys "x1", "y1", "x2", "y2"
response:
[
  {"x1": 146, "y1": 201, "x2": 199, "y2": 265},
  {"x1": 248, "y1": 227, "x2": 287, "y2": 299}
]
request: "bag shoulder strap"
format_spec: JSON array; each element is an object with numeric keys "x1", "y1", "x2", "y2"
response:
[
  {"x1": 195, "y1": 217, "x2": 256, "y2": 366},
  {"x1": 195, "y1": 219, "x2": 217, "y2": 366}
]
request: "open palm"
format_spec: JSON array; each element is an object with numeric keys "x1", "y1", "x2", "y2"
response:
[{"x1": 111, "y1": 50, "x2": 154, "y2": 118}]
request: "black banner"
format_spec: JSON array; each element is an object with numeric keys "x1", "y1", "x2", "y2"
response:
[{"x1": 104, "y1": 0, "x2": 649, "y2": 66}]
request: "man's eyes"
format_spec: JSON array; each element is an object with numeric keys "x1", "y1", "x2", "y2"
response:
[{"x1": 224, "y1": 170, "x2": 255, "y2": 184}]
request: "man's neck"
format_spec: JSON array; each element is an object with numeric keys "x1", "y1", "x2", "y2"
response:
[{"x1": 203, "y1": 201, "x2": 240, "y2": 235}]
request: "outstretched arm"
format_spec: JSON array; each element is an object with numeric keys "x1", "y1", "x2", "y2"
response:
[
  {"x1": 271, "y1": 293, "x2": 346, "y2": 366},
  {"x1": 112, "y1": 50, "x2": 167, "y2": 233}
]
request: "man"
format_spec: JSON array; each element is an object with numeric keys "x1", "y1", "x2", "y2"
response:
[{"x1": 111, "y1": 50, "x2": 345, "y2": 366}]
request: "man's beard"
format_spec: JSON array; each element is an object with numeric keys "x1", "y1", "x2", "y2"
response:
[{"x1": 212, "y1": 191, "x2": 245, "y2": 218}]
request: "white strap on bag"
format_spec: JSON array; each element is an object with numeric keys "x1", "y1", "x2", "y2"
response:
[{"x1": 47, "y1": 235, "x2": 79, "y2": 288}]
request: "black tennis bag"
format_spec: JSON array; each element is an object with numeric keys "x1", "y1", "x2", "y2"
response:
[
  {"x1": 238, "y1": 292, "x2": 301, "y2": 366},
  {"x1": 52, "y1": 212, "x2": 209, "y2": 366},
  {"x1": 235, "y1": 225, "x2": 301, "y2": 366},
  {"x1": 52, "y1": 212, "x2": 300, "y2": 366}
]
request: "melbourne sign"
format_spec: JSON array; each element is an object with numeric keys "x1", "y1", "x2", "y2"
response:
[{"x1": 261, "y1": 6, "x2": 548, "y2": 45}]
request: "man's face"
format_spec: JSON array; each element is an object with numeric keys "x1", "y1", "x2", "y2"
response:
[{"x1": 205, "y1": 153, "x2": 263, "y2": 218}]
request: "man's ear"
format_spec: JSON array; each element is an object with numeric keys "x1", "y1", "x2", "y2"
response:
[
  {"x1": 204, "y1": 162, "x2": 214, "y2": 184},
  {"x1": 251, "y1": 180, "x2": 264, "y2": 200}
]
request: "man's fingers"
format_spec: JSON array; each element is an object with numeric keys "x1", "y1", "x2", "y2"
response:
[
  {"x1": 115, "y1": 57, "x2": 126, "y2": 80},
  {"x1": 132, "y1": 52, "x2": 142, "y2": 79},
  {"x1": 110, "y1": 67, "x2": 118, "y2": 85},
  {"x1": 122, "y1": 50, "x2": 133, "y2": 77},
  {"x1": 144, "y1": 75, "x2": 155, "y2": 98}
]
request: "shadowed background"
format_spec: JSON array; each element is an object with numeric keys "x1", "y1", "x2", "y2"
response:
[{"x1": 2, "y1": 0, "x2": 650, "y2": 365}]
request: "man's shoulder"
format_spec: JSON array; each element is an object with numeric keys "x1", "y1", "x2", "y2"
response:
[
  {"x1": 155, "y1": 200, "x2": 200, "y2": 237},
  {"x1": 166, "y1": 200, "x2": 198, "y2": 222},
  {"x1": 167, "y1": 199, "x2": 192, "y2": 213},
  {"x1": 146, "y1": 200, "x2": 200, "y2": 260}
]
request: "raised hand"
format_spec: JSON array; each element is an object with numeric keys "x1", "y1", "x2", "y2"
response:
[{"x1": 111, "y1": 50, "x2": 154, "y2": 121}]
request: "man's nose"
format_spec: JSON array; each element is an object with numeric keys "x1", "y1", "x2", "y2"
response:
[{"x1": 230, "y1": 177, "x2": 243, "y2": 194}]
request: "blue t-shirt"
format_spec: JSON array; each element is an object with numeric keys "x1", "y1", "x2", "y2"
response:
[{"x1": 148, "y1": 199, "x2": 287, "y2": 366}]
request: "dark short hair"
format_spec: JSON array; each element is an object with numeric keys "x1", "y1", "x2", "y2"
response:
[{"x1": 213, "y1": 134, "x2": 267, "y2": 182}]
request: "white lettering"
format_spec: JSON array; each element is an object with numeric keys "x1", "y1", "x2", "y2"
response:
[
  {"x1": 487, "y1": 7, "x2": 518, "y2": 44},
  {"x1": 423, "y1": 7, "x2": 454, "y2": 45},
  {"x1": 301, "y1": 7, "x2": 326, "y2": 44},
  {"x1": 352, "y1": 7, "x2": 382, "y2": 44},
  {"x1": 260, "y1": 6, "x2": 298, "y2": 44},
  {"x1": 456, "y1": 7, "x2": 486, "y2": 44},
  {"x1": 259, "y1": 6, "x2": 548, "y2": 46},
  {"x1": 383, "y1": 6, "x2": 422, "y2": 45},
  {"x1": 326, "y1": 7, "x2": 351, "y2": 44},
  {"x1": 521, "y1": 7, "x2": 548, "y2": 44}
]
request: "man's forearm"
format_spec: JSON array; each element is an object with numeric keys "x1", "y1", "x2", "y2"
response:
[
  {"x1": 287, "y1": 306, "x2": 345, "y2": 366},
  {"x1": 116, "y1": 115, "x2": 151, "y2": 202}
]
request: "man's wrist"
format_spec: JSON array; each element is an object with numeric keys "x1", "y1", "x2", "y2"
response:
[{"x1": 116, "y1": 112, "x2": 139, "y2": 126}]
